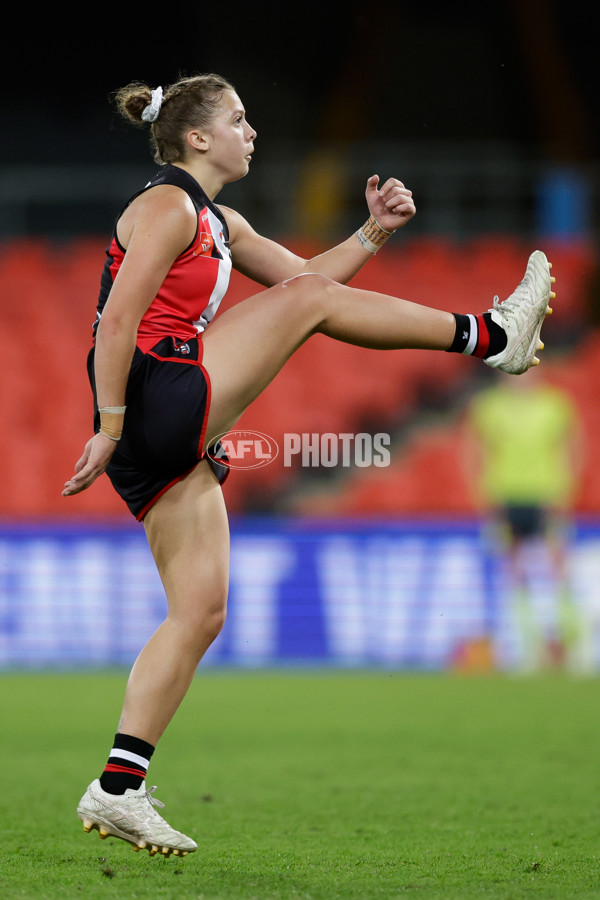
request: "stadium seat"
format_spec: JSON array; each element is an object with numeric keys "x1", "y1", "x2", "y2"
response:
[{"x1": 1, "y1": 237, "x2": 598, "y2": 517}]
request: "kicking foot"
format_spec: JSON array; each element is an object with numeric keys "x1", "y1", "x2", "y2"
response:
[
  {"x1": 77, "y1": 779, "x2": 197, "y2": 857},
  {"x1": 484, "y1": 250, "x2": 555, "y2": 375}
]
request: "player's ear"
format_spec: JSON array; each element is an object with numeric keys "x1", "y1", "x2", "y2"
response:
[{"x1": 187, "y1": 129, "x2": 210, "y2": 152}]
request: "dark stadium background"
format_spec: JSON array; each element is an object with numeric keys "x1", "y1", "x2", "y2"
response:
[
  {"x1": 6, "y1": 3, "x2": 599, "y2": 168},
  {"x1": 1, "y1": 1, "x2": 598, "y2": 672}
]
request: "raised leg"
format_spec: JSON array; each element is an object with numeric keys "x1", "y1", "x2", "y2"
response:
[{"x1": 202, "y1": 273, "x2": 456, "y2": 443}]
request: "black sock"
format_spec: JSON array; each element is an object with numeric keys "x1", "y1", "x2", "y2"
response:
[
  {"x1": 99, "y1": 733, "x2": 155, "y2": 795},
  {"x1": 447, "y1": 312, "x2": 507, "y2": 359}
]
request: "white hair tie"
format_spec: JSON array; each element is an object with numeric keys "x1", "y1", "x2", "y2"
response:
[{"x1": 141, "y1": 86, "x2": 164, "y2": 123}]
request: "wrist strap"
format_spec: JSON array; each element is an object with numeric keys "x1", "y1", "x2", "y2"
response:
[
  {"x1": 98, "y1": 406, "x2": 126, "y2": 442},
  {"x1": 355, "y1": 215, "x2": 393, "y2": 254}
]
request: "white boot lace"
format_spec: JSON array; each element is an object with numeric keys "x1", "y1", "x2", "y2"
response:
[
  {"x1": 144, "y1": 786, "x2": 166, "y2": 809},
  {"x1": 491, "y1": 281, "x2": 530, "y2": 320}
]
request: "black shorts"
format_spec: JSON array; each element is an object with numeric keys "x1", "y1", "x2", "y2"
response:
[
  {"x1": 502, "y1": 504, "x2": 547, "y2": 540},
  {"x1": 87, "y1": 336, "x2": 229, "y2": 520}
]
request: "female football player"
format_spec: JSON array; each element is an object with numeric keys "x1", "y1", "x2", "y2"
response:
[{"x1": 64, "y1": 73, "x2": 554, "y2": 856}]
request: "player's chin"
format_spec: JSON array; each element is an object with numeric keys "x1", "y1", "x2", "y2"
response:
[
  {"x1": 224, "y1": 164, "x2": 250, "y2": 186},
  {"x1": 234, "y1": 158, "x2": 252, "y2": 178}
]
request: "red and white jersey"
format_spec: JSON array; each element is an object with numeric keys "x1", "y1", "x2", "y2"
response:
[{"x1": 94, "y1": 165, "x2": 232, "y2": 353}]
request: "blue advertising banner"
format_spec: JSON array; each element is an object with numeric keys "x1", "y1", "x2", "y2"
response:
[{"x1": 1, "y1": 518, "x2": 599, "y2": 671}]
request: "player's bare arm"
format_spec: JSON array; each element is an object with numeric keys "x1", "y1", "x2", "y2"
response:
[
  {"x1": 219, "y1": 176, "x2": 415, "y2": 288},
  {"x1": 63, "y1": 190, "x2": 195, "y2": 497}
]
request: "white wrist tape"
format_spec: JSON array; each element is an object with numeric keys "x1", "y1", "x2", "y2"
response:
[
  {"x1": 355, "y1": 215, "x2": 393, "y2": 254},
  {"x1": 98, "y1": 406, "x2": 126, "y2": 442}
]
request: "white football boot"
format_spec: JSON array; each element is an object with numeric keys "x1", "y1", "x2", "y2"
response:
[
  {"x1": 77, "y1": 779, "x2": 197, "y2": 857},
  {"x1": 484, "y1": 250, "x2": 555, "y2": 375}
]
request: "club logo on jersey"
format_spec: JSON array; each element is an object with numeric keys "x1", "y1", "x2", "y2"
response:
[{"x1": 193, "y1": 232, "x2": 215, "y2": 257}]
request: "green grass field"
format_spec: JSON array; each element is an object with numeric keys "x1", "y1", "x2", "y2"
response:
[{"x1": 1, "y1": 670, "x2": 599, "y2": 899}]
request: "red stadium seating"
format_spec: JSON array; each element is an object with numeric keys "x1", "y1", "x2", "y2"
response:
[{"x1": 1, "y1": 236, "x2": 597, "y2": 517}]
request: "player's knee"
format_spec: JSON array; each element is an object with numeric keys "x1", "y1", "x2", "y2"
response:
[
  {"x1": 203, "y1": 604, "x2": 227, "y2": 645},
  {"x1": 172, "y1": 592, "x2": 227, "y2": 652},
  {"x1": 281, "y1": 271, "x2": 334, "y2": 288},
  {"x1": 190, "y1": 596, "x2": 227, "y2": 647},
  {"x1": 280, "y1": 272, "x2": 336, "y2": 299},
  {"x1": 279, "y1": 272, "x2": 337, "y2": 321}
]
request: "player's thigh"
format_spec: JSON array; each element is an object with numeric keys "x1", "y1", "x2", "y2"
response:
[
  {"x1": 201, "y1": 274, "x2": 333, "y2": 443},
  {"x1": 143, "y1": 460, "x2": 230, "y2": 629}
]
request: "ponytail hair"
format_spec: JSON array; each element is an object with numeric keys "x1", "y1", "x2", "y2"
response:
[{"x1": 113, "y1": 73, "x2": 236, "y2": 164}]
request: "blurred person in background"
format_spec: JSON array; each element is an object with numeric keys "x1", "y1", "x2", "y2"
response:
[{"x1": 465, "y1": 367, "x2": 584, "y2": 672}]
